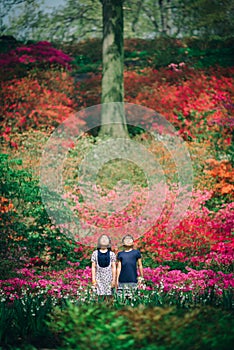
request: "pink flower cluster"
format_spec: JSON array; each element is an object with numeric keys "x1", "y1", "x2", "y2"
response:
[
  {"x1": 0, "y1": 266, "x2": 91, "y2": 301},
  {"x1": 188, "y1": 242, "x2": 234, "y2": 267},
  {"x1": 143, "y1": 266, "x2": 234, "y2": 294},
  {"x1": 0, "y1": 265, "x2": 233, "y2": 302},
  {"x1": 0, "y1": 41, "x2": 72, "y2": 70},
  {"x1": 168, "y1": 62, "x2": 186, "y2": 71}
]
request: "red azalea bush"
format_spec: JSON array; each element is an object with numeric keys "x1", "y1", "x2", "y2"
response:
[
  {"x1": 76, "y1": 65, "x2": 233, "y2": 145},
  {"x1": 139, "y1": 190, "x2": 234, "y2": 266},
  {"x1": 1, "y1": 62, "x2": 233, "y2": 150},
  {"x1": 127, "y1": 65, "x2": 233, "y2": 145},
  {"x1": 0, "y1": 70, "x2": 86, "y2": 147},
  {"x1": 62, "y1": 184, "x2": 234, "y2": 268}
]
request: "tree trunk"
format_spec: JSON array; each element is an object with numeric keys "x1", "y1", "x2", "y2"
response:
[
  {"x1": 159, "y1": 0, "x2": 166, "y2": 35},
  {"x1": 99, "y1": 0, "x2": 129, "y2": 139},
  {"x1": 165, "y1": 0, "x2": 172, "y2": 36}
]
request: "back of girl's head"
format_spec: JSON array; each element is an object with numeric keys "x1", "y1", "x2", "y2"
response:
[{"x1": 97, "y1": 234, "x2": 112, "y2": 250}]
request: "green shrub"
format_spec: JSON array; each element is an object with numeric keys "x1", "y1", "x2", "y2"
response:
[
  {"x1": 119, "y1": 305, "x2": 234, "y2": 350},
  {"x1": 1, "y1": 297, "x2": 233, "y2": 349},
  {"x1": 47, "y1": 302, "x2": 234, "y2": 350},
  {"x1": 60, "y1": 36, "x2": 234, "y2": 72},
  {"x1": 48, "y1": 301, "x2": 134, "y2": 349},
  {"x1": 0, "y1": 153, "x2": 84, "y2": 276},
  {"x1": 0, "y1": 296, "x2": 56, "y2": 348}
]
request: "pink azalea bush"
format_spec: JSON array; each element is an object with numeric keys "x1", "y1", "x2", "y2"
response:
[
  {"x1": 0, "y1": 265, "x2": 90, "y2": 302},
  {"x1": 143, "y1": 266, "x2": 234, "y2": 294},
  {"x1": 0, "y1": 41, "x2": 72, "y2": 70},
  {"x1": 0, "y1": 265, "x2": 233, "y2": 303}
]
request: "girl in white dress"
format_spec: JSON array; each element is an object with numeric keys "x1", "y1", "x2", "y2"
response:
[{"x1": 91, "y1": 235, "x2": 116, "y2": 296}]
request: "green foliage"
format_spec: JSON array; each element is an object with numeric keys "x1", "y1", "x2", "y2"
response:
[
  {"x1": 120, "y1": 305, "x2": 234, "y2": 350},
  {"x1": 226, "y1": 133, "x2": 234, "y2": 168},
  {"x1": 3, "y1": 0, "x2": 234, "y2": 43},
  {"x1": 0, "y1": 35, "x2": 19, "y2": 54},
  {"x1": 0, "y1": 154, "x2": 28, "y2": 278},
  {"x1": 61, "y1": 38, "x2": 102, "y2": 63},
  {"x1": 48, "y1": 301, "x2": 134, "y2": 350},
  {"x1": 204, "y1": 194, "x2": 233, "y2": 213},
  {"x1": 63, "y1": 36, "x2": 234, "y2": 75},
  {"x1": 173, "y1": 0, "x2": 234, "y2": 39},
  {"x1": 47, "y1": 302, "x2": 234, "y2": 350},
  {"x1": 0, "y1": 296, "x2": 56, "y2": 348},
  {"x1": 142, "y1": 255, "x2": 191, "y2": 272},
  {"x1": 127, "y1": 124, "x2": 145, "y2": 137},
  {"x1": 0, "y1": 153, "x2": 84, "y2": 275},
  {"x1": 1, "y1": 295, "x2": 233, "y2": 349},
  {"x1": 137, "y1": 36, "x2": 234, "y2": 68},
  {"x1": 180, "y1": 45, "x2": 234, "y2": 68},
  {"x1": 71, "y1": 54, "x2": 101, "y2": 73}
]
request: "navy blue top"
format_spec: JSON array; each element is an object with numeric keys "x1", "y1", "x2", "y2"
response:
[
  {"x1": 117, "y1": 249, "x2": 141, "y2": 283},
  {"x1": 97, "y1": 249, "x2": 110, "y2": 267}
]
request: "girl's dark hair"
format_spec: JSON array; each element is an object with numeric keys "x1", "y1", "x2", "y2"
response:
[
  {"x1": 97, "y1": 234, "x2": 112, "y2": 250},
  {"x1": 122, "y1": 234, "x2": 134, "y2": 244}
]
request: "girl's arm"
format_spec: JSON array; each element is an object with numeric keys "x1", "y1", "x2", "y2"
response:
[
  {"x1": 137, "y1": 258, "x2": 144, "y2": 278},
  {"x1": 91, "y1": 262, "x2": 97, "y2": 286},
  {"x1": 111, "y1": 262, "x2": 116, "y2": 288},
  {"x1": 116, "y1": 260, "x2": 122, "y2": 287}
]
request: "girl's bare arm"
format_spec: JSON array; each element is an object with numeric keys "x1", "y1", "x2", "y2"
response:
[
  {"x1": 91, "y1": 261, "x2": 97, "y2": 285},
  {"x1": 138, "y1": 258, "x2": 144, "y2": 278},
  {"x1": 116, "y1": 260, "x2": 122, "y2": 286},
  {"x1": 111, "y1": 262, "x2": 116, "y2": 287}
]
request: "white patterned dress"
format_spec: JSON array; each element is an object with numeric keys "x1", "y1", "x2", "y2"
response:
[{"x1": 91, "y1": 250, "x2": 116, "y2": 295}]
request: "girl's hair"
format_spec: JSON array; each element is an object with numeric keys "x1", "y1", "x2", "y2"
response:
[
  {"x1": 97, "y1": 234, "x2": 112, "y2": 250},
  {"x1": 122, "y1": 234, "x2": 134, "y2": 244}
]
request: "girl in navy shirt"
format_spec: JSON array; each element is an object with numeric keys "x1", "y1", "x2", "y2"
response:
[{"x1": 116, "y1": 234, "x2": 144, "y2": 296}]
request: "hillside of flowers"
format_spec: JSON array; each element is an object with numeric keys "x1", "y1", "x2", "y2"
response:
[{"x1": 0, "y1": 38, "x2": 233, "y2": 349}]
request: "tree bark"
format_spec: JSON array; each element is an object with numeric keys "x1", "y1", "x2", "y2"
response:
[
  {"x1": 99, "y1": 0, "x2": 129, "y2": 139},
  {"x1": 159, "y1": 0, "x2": 165, "y2": 35}
]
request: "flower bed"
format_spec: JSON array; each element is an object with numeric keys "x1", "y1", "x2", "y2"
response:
[{"x1": 0, "y1": 266, "x2": 233, "y2": 306}]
